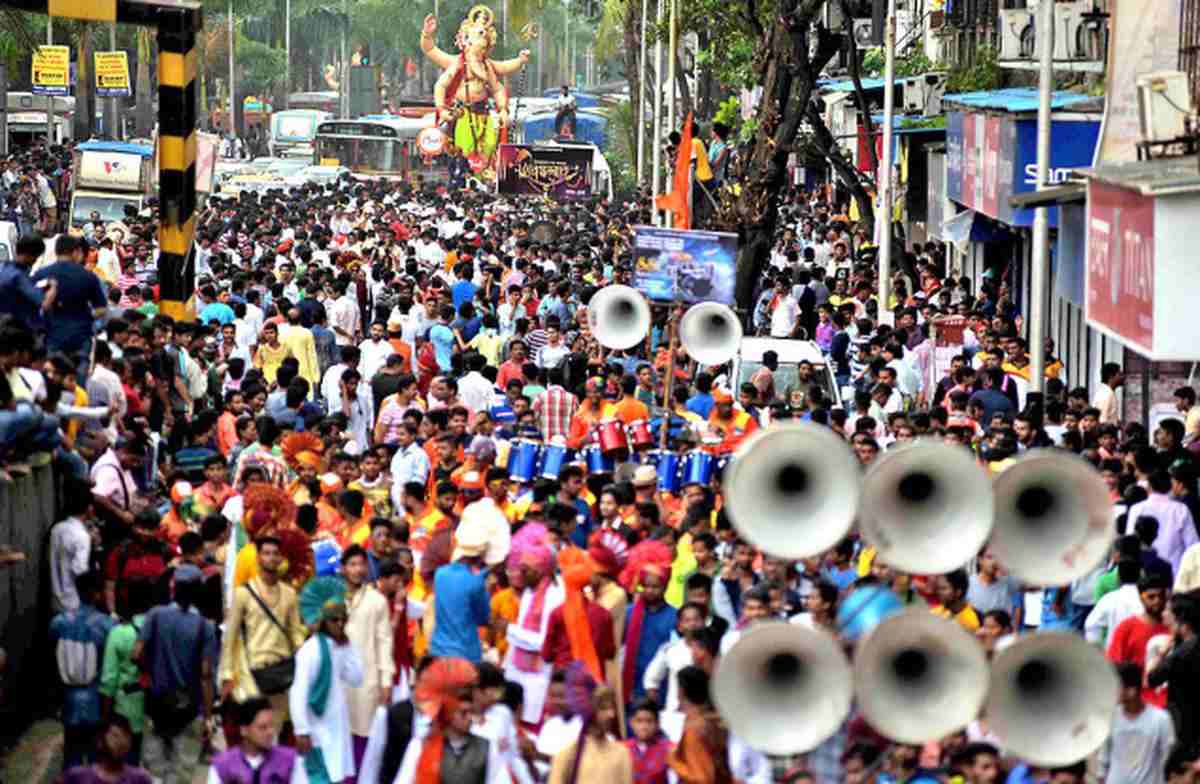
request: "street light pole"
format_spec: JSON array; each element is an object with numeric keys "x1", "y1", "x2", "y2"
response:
[
  {"x1": 228, "y1": 0, "x2": 236, "y2": 139},
  {"x1": 285, "y1": 0, "x2": 291, "y2": 108},
  {"x1": 650, "y1": 0, "x2": 663, "y2": 225},
  {"x1": 877, "y1": 0, "x2": 896, "y2": 319},
  {"x1": 636, "y1": 0, "x2": 648, "y2": 184},
  {"x1": 46, "y1": 17, "x2": 53, "y2": 145},
  {"x1": 1029, "y1": 0, "x2": 1055, "y2": 392}
]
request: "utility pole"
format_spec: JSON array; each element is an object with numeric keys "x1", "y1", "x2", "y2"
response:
[
  {"x1": 285, "y1": 0, "x2": 291, "y2": 108},
  {"x1": 108, "y1": 23, "x2": 117, "y2": 138},
  {"x1": 228, "y1": 0, "x2": 236, "y2": 139},
  {"x1": 877, "y1": 0, "x2": 896, "y2": 320},
  {"x1": 637, "y1": 0, "x2": 647, "y2": 184},
  {"x1": 1028, "y1": 0, "x2": 1055, "y2": 392},
  {"x1": 650, "y1": 0, "x2": 663, "y2": 224},
  {"x1": 46, "y1": 18, "x2": 53, "y2": 146}
]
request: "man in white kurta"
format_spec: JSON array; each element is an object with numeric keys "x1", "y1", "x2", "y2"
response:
[
  {"x1": 341, "y1": 548, "x2": 395, "y2": 768},
  {"x1": 289, "y1": 602, "x2": 364, "y2": 783},
  {"x1": 502, "y1": 559, "x2": 564, "y2": 725}
]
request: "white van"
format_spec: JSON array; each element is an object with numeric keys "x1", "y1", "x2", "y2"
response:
[{"x1": 729, "y1": 337, "x2": 844, "y2": 409}]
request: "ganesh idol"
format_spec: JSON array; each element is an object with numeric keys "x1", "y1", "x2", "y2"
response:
[{"x1": 420, "y1": 5, "x2": 532, "y2": 173}]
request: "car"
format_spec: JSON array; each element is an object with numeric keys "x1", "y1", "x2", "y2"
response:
[
  {"x1": 284, "y1": 164, "x2": 350, "y2": 188},
  {"x1": 729, "y1": 336, "x2": 844, "y2": 410}
]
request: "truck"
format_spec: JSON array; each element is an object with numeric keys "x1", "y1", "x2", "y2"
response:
[
  {"x1": 69, "y1": 140, "x2": 155, "y2": 229},
  {"x1": 269, "y1": 109, "x2": 332, "y2": 159}
]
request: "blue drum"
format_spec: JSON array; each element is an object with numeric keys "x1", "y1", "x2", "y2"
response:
[
  {"x1": 583, "y1": 444, "x2": 615, "y2": 475},
  {"x1": 313, "y1": 539, "x2": 342, "y2": 577},
  {"x1": 681, "y1": 450, "x2": 715, "y2": 488},
  {"x1": 714, "y1": 455, "x2": 732, "y2": 480},
  {"x1": 653, "y1": 450, "x2": 682, "y2": 494},
  {"x1": 540, "y1": 444, "x2": 575, "y2": 479},
  {"x1": 507, "y1": 439, "x2": 542, "y2": 483}
]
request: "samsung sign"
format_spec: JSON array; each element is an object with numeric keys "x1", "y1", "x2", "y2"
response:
[{"x1": 946, "y1": 110, "x2": 1100, "y2": 227}]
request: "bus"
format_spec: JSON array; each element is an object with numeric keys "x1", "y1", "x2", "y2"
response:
[
  {"x1": 314, "y1": 116, "x2": 442, "y2": 180},
  {"x1": 270, "y1": 109, "x2": 332, "y2": 159}
]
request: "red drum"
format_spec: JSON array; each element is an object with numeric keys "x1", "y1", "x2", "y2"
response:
[
  {"x1": 627, "y1": 419, "x2": 654, "y2": 451},
  {"x1": 596, "y1": 418, "x2": 629, "y2": 458}
]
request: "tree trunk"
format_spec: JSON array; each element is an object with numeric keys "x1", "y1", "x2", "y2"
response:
[
  {"x1": 674, "y1": 52, "x2": 693, "y2": 119},
  {"x1": 806, "y1": 103, "x2": 874, "y2": 236},
  {"x1": 74, "y1": 23, "x2": 92, "y2": 140},
  {"x1": 135, "y1": 27, "x2": 152, "y2": 137},
  {"x1": 841, "y1": 0, "x2": 878, "y2": 175},
  {"x1": 730, "y1": 0, "x2": 842, "y2": 311}
]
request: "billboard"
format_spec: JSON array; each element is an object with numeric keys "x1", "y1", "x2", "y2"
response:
[
  {"x1": 496, "y1": 144, "x2": 592, "y2": 200},
  {"x1": 946, "y1": 110, "x2": 1099, "y2": 226},
  {"x1": 1085, "y1": 180, "x2": 1155, "y2": 354},
  {"x1": 94, "y1": 51, "x2": 130, "y2": 97},
  {"x1": 632, "y1": 226, "x2": 738, "y2": 305},
  {"x1": 32, "y1": 45, "x2": 69, "y2": 96}
]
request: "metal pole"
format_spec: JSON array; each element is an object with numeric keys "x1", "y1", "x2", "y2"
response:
[
  {"x1": 667, "y1": 0, "x2": 676, "y2": 135},
  {"x1": 285, "y1": 0, "x2": 291, "y2": 109},
  {"x1": 636, "y1": 0, "x2": 648, "y2": 184},
  {"x1": 877, "y1": 0, "x2": 896, "y2": 318},
  {"x1": 46, "y1": 18, "x2": 53, "y2": 146},
  {"x1": 650, "y1": 0, "x2": 663, "y2": 225},
  {"x1": 341, "y1": 0, "x2": 348, "y2": 117},
  {"x1": 108, "y1": 23, "x2": 117, "y2": 139},
  {"x1": 1028, "y1": 0, "x2": 1054, "y2": 393},
  {"x1": 0, "y1": 61, "x2": 8, "y2": 156},
  {"x1": 228, "y1": 0, "x2": 235, "y2": 139},
  {"x1": 564, "y1": 1, "x2": 569, "y2": 85}
]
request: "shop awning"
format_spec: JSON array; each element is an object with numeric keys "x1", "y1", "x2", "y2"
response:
[{"x1": 1008, "y1": 183, "x2": 1086, "y2": 209}]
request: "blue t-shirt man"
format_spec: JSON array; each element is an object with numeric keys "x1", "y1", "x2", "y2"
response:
[
  {"x1": 429, "y1": 561, "x2": 490, "y2": 662},
  {"x1": 429, "y1": 321, "x2": 456, "y2": 373},
  {"x1": 451, "y1": 278, "x2": 477, "y2": 310},
  {"x1": 33, "y1": 258, "x2": 106, "y2": 352},
  {"x1": 0, "y1": 260, "x2": 48, "y2": 332}
]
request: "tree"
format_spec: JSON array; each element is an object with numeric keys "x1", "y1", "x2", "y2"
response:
[{"x1": 706, "y1": 0, "x2": 842, "y2": 310}]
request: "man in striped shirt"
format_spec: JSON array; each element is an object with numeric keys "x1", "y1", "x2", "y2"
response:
[{"x1": 532, "y1": 365, "x2": 578, "y2": 443}]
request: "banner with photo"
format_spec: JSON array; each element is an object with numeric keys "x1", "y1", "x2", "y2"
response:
[
  {"x1": 496, "y1": 144, "x2": 592, "y2": 200},
  {"x1": 632, "y1": 226, "x2": 738, "y2": 305}
]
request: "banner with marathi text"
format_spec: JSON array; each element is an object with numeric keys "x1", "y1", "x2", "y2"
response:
[{"x1": 495, "y1": 144, "x2": 592, "y2": 200}]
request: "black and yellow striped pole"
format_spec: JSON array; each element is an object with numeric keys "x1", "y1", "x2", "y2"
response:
[{"x1": 7, "y1": 0, "x2": 202, "y2": 321}]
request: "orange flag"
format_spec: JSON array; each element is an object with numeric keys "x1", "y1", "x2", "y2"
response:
[{"x1": 655, "y1": 112, "x2": 692, "y2": 230}]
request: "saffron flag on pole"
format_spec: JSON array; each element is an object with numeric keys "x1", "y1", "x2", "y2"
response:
[{"x1": 654, "y1": 111, "x2": 692, "y2": 230}]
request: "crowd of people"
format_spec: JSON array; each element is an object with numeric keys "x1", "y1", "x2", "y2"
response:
[{"x1": 2, "y1": 133, "x2": 1200, "y2": 784}]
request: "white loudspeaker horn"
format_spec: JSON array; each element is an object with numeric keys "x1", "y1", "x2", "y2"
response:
[
  {"x1": 679, "y1": 302, "x2": 743, "y2": 366},
  {"x1": 991, "y1": 449, "x2": 1114, "y2": 585},
  {"x1": 587, "y1": 285, "x2": 651, "y2": 350},
  {"x1": 713, "y1": 621, "x2": 853, "y2": 756},
  {"x1": 986, "y1": 631, "x2": 1118, "y2": 767},
  {"x1": 723, "y1": 422, "x2": 861, "y2": 560},
  {"x1": 860, "y1": 440, "x2": 995, "y2": 574},
  {"x1": 853, "y1": 609, "x2": 989, "y2": 744}
]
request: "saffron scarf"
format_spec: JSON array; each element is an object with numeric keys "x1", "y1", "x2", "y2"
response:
[
  {"x1": 559, "y1": 546, "x2": 603, "y2": 682},
  {"x1": 513, "y1": 578, "x2": 552, "y2": 672},
  {"x1": 415, "y1": 732, "x2": 446, "y2": 784}
]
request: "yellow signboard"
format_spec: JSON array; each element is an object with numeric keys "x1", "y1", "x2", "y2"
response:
[
  {"x1": 32, "y1": 45, "x2": 70, "y2": 96},
  {"x1": 95, "y1": 51, "x2": 131, "y2": 97}
]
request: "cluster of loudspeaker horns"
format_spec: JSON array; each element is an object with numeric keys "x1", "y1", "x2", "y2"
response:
[
  {"x1": 586, "y1": 284, "x2": 1122, "y2": 765},
  {"x1": 715, "y1": 422, "x2": 1120, "y2": 766},
  {"x1": 587, "y1": 285, "x2": 743, "y2": 366}
]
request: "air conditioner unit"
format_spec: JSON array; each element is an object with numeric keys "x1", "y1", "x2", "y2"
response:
[
  {"x1": 999, "y1": 9, "x2": 1034, "y2": 60},
  {"x1": 853, "y1": 18, "x2": 880, "y2": 47},
  {"x1": 1137, "y1": 71, "x2": 1192, "y2": 143},
  {"x1": 826, "y1": 0, "x2": 845, "y2": 32},
  {"x1": 1053, "y1": 1, "x2": 1084, "y2": 60},
  {"x1": 923, "y1": 72, "x2": 947, "y2": 116}
]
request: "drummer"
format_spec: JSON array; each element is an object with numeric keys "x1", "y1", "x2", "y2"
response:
[
  {"x1": 567, "y1": 377, "x2": 617, "y2": 448},
  {"x1": 706, "y1": 388, "x2": 759, "y2": 455}
]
